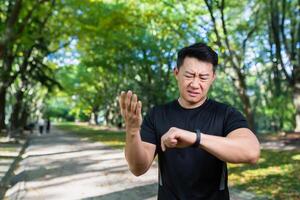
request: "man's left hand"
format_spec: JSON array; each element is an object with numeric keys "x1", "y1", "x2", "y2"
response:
[{"x1": 161, "y1": 127, "x2": 197, "y2": 151}]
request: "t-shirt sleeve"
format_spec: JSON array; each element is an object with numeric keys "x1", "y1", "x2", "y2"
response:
[
  {"x1": 223, "y1": 107, "x2": 249, "y2": 136},
  {"x1": 140, "y1": 107, "x2": 157, "y2": 145}
]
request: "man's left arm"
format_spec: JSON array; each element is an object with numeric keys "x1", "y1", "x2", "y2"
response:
[
  {"x1": 200, "y1": 128, "x2": 260, "y2": 164},
  {"x1": 161, "y1": 127, "x2": 260, "y2": 164}
]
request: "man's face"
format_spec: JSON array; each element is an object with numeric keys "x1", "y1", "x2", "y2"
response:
[{"x1": 174, "y1": 56, "x2": 216, "y2": 108}]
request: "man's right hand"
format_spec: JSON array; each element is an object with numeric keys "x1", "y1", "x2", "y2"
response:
[
  {"x1": 119, "y1": 90, "x2": 142, "y2": 135},
  {"x1": 119, "y1": 91, "x2": 156, "y2": 176}
]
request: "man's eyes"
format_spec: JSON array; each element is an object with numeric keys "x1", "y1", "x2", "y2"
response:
[{"x1": 184, "y1": 75, "x2": 209, "y2": 80}]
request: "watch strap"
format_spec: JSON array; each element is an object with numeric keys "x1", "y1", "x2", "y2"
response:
[{"x1": 192, "y1": 129, "x2": 201, "y2": 148}]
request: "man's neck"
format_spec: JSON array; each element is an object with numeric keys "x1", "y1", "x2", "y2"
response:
[{"x1": 178, "y1": 97, "x2": 207, "y2": 109}]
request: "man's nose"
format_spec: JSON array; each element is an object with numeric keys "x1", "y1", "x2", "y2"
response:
[{"x1": 189, "y1": 78, "x2": 200, "y2": 88}]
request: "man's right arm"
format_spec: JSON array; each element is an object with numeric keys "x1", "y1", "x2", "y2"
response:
[
  {"x1": 125, "y1": 131, "x2": 156, "y2": 176},
  {"x1": 119, "y1": 91, "x2": 156, "y2": 176}
]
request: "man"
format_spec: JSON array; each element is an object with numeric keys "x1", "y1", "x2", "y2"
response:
[
  {"x1": 38, "y1": 117, "x2": 45, "y2": 135},
  {"x1": 46, "y1": 118, "x2": 51, "y2": 133},
  {"x1": 118, "y1": 43, "x2": 260, "y2": 199}
]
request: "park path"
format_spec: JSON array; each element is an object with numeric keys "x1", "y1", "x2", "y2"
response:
[
  {"x1": 4, "y1": 128, "x2": 158, "y2": 200},
  {"x1": 4, "y1": 127, "x2": 259, "y2": 200}
]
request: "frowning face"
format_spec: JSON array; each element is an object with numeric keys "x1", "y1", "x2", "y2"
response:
[{"x1": 174, "y1": 57, "x2": 216, "y2": 108}]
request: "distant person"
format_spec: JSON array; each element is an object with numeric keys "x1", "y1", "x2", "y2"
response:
[
  {"x1": 25, "y1": 122, "x2": 35, "y2": 134},
  {"x1": 118, "y1": 42, "x2": 260, "y2": 199},
  {"x1": 46, "y1": 118, "x2": 51, "y2": 133},
  {"x1": 38, "y1": 118, "x2": 45, "y2": 135}
]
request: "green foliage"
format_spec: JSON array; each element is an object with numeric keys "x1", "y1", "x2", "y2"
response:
[
  {"x1": 1, "y1": 0, "x2": 297, "y2": 131},
  {"x1": 44, "y1": 94, "x2": 75, "y2": 121},
  {"x1": 228, "y1": 150, "x2": 300, "y2": 199}
]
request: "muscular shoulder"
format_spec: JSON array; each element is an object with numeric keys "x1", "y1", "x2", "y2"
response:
[
  {"x1": 208, "y1": 99, "x2": 240, "y2": 113},
  {"x1": 204, "y1": 99, "x2": 248, "y2": 136}
]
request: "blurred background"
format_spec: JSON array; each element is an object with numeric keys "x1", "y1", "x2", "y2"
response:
[{"x1": 0, "y1": 0, "x2": 299, "y2": 199}]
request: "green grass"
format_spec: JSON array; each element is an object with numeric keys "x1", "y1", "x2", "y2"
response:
[
  {"x1": 228, "y1": 150, "x2": 300, "y2": 199},
  {"x1": 56, "y1": 123, "x2": 300, "y2": 199},
  {"x1": 0, "y1": 146, "x2": 19, "y2": 152},
  {"x1": 0, "y1": 141, "x2": 20, "y2": 153},
  {"x1": 55, "y1": 122, "x2": 125, "y2": 149}
]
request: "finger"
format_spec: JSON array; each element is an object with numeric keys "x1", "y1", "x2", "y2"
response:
[
  {"x1": 126, "y1": 91, "x2": 133, "y2": 112},
  {"x1": 131, "y1": 94, "x2": 138, "y2": 113},
  {"x1": 120, "y1": 91, "x2": 126, "y2": 109},
  {"x1": 161, "y1": 137, "x2": 166, "y2": 152},
  {"x1": 169, "y1": 133, "x2": 176, "y2": 140},
  {"x1": 165, "y1": 137, "x2": 177, "y2": 147},
  {"x1": 170, "y1": 138, "x2": 177, "y2": 145},
  {"x1": 136, "y1": 101, "x2": 142, "y2": 116},
  {"x1": 162, "y1": 143, "x2": 166, "y2": 152}
]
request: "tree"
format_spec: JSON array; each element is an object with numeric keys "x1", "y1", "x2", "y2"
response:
[
  {"x1": 0, "y1": 0, "x2": 58, "y2": 131},
  {"x1": 265, "y1": 0, "x2": 300, "y2": 131},
  {"x1": 203, "y1": 0, "x2": 262, "y2": 130}
]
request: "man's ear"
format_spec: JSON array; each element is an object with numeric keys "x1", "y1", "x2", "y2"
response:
[
  {"x1": 212, "y1": 72, "x2": 217, "y2": 82},
  {"x1": 174, "y1": 67, "x2": 179, "y2": 80}
]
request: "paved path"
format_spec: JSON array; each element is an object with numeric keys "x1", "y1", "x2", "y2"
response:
[
  {"x1": 0, "y1": 140, "x2": 24, "y2": 199},
  {"x1": 4, "y1": 128, "x2": 260, "y2": 200},
  {"x1": 0, "y1": 141, "x2": 23, "y2": 184},
  {"x1": 4, "y1": 129, "x2": 158, "y2": 200}
]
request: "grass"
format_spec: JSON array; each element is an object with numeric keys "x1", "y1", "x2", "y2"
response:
[
  {"x1": 55, "y1": 122, "x2": 125, "y2": 149},
  {"x1": 0, "y1": 146, "x2": 19, "y2": 152},
  {"x1": 56, "y1": 122, "x2": 300, "y2": 199},
  {"x1": 0, "y1": 137, "x2": 21, "y2": 153},
  {"x1": 228, "y1": 150, "x2": 300, "y2": 199},
  {"x1": 0, "y1": 156, "x2": 15, "y2": 160}
]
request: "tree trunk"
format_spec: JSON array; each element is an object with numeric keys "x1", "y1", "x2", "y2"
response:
[
  {"x1": 9, "y1": 89, "x2": 24, "y2": 137},
  {"x1": 94, "y1": 112, "x2": 99, "y2": 125},
  {"x1": 0, "y1": 87, "x2": 7, "y2": 131},
  {"x1": 88, "y1": 113, "x2": 93, "y2": 125},
  {"x1": 234, "y1": 71, "x2": 255, "y2": 131},
  {"x1": 105, "y1": 109, "x2": 110, "y2": 126},
  {"x1": 19, "y1": 106, "x2": 29, "y2": 134},
  {"x1": 238, "y1": 90, "x2": 255, "y2": 131},
  {"x1": 293, "y1": 67, "x2": 300, "y2": 131}
]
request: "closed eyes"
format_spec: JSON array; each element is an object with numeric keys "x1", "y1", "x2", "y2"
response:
[{"x1": 184, "y1": 74, "x2": 209, "y2": 80}]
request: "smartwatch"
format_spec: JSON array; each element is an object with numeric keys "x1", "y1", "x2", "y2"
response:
[{"x1": 192, "y1": 129, "x2": 201, "y2": 148}]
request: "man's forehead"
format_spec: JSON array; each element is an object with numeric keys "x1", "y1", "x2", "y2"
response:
[
  {"x1": 182, "y1": 57, "x2": 213, "y2": 68},
  {"x1": 180, "y1": 63, "x2": 214, "y2": 74},
  {"x1": 183, "y1": 56, "x2": 212, "y2": 64}
]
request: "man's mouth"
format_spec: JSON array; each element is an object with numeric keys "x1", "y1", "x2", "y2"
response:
[{"x1": 187, "y1": 90, "x2": 200, "y2": 97}]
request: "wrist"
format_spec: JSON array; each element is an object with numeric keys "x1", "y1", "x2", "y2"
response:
[
  {"x1": 192, "y1": 129, "x2": 201, "y2": 148},
  {"x1": 126, "y1": 127, "x2": 140, "y2": 136}
]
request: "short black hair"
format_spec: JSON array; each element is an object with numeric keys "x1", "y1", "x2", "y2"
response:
[{"x1": 176, "y1": 42, "x2": 218, "y2": 71}]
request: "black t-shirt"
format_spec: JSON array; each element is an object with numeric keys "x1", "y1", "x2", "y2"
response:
[{"x1": 140, "y1": 98, "x2": 249, "y2": 200}]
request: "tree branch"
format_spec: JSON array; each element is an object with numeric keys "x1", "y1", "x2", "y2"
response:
[
  {"x1": 242, "y1": 5, "x2": 260, "y2": 56},
  {"x1": 217, "y1": 0, "x2": 240, "y2": 67},
  {"x1": 270, "y1": 0, "x2": 293, "y2": 85},
  {"x1": 280, "y1": 0, "x2": 292, "y2": 63},
  {"x1": 204, "y1": 0, "x2": 222, "y2": 47}
]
